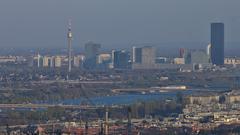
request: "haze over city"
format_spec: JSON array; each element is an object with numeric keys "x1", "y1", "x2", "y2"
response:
[
  {"x1": 0, "y1": 0, "x2": 240, "y2": 56},
  {"x1": 2, "y1": 1, "x2": 240, "y2": 134}
]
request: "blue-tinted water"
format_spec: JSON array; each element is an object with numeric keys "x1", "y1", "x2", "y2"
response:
[{"x1": 40, "y1": 90, "x2": 194, "y2": 106}]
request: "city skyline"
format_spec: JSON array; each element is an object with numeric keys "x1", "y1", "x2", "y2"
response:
[
  {"x1": 0, "y1": 0, "x2": 240, "y2": 50},
  {"x1": 2, "y1": 1, "x2": 240, "y2": 134}
]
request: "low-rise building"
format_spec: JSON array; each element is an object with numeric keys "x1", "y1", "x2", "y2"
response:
[
  {"x1": 224, "y1": 58, "x2": 240, "y2": 65},
  {"x1": 188, "y1": 95, "x2": 220, "y2": 104},
  {"x1": 174, "y1": 58, "x2": 185, "y2": 64}
]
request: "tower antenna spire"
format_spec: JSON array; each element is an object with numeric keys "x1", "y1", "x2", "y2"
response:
[
  {"x1": 67, "y1": 19, "x2": 73, "y2": 74},
  {"x1": 68, "y1": 19, "x2": 72, "y2": 31}
]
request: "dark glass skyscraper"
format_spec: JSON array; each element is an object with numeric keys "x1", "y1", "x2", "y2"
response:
[
  {"x1": 211, "y1": 23, "x2": 224, "y2": 65},
  {"x1": 84, "y1": 41, "x2": 101, "y2": 69},
  {"x1": 132, "y1": 47, "x2": 142, "y2": 63},
  {"x1": 112, "y1": 50, "x2": 130, "y2": 69}
]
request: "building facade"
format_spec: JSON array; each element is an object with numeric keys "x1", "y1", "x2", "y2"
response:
[
  {"x1": 112, "y1": 50, "x2": 130, "y2": 69},
  {"x1": 84, "y1": 42, "x2": 101, "y2": 69},
  {"x1": 211, "y1": 23, "x2": 224, "y2": 65},
  {"x1": 132, "y1": 46, "x2": 156, "y2": 69}
]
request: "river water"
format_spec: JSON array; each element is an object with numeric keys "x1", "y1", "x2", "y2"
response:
[
  {"x1": 43, "y1": 91, "x2": 195, "y2": 106},
  {"x1": 38, "y1": 88, "x2": 227, "y2": 106}
]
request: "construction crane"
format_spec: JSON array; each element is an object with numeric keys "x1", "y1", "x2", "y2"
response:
[
  {"x1": 78, "y1": 83, "x2": 106, "y2": 135},
  {"x1": 79, "y1": 83, "x2": 132, "y2": 135}
]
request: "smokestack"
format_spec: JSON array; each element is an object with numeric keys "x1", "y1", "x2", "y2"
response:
[{"x1": 127, "y1": 107, "x2": 132, "y2": 135}]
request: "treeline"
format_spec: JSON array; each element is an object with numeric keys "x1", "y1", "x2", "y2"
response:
[
  {"x1": 130, "y1": 99, "x2": 183, "y2": 119},
  {"x1": 0, "y1": 83, "x2": 114, "y2": 104}
]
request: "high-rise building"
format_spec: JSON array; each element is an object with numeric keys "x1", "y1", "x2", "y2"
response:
[
  {"x1": 73, "y1": 56, "x2": 82, "y2": 67},
  {"x1": 132, "y1": 46, "x2": 142, "y2": 63},
  {"x1": 155, "y1": 57, "x2": 167, "y2": 64},
  {"x1": 54, "y1": 56, "x2": 62, "y2": 68},
  {"x1": 179, "y1": 48, "x2": 185, "y2": 58},
  {"x1": 49, "y1": 57, "x2": 54, "y2": 67},
  {"x1": 211, "y1": 23, "x2": 224, "y2": 65},
  {"x1": 43, "y1": 56, "x2": 50, "y2": 67},
  {"x1": 96, "y1": 53, "x2": 111, "y2": 69},
  {"x1": 190, "y1": 50, "x2": 209, "y2": 64},
  {"x1": 132, "y1": 46, "x2": 156, "y2": 69},
  {"x1": 183, "y1": 49, "x2": 210, "y2": 64},
  {"x1": 132, "y1": 46, "x2": 155, "y2": 65},
  {"x1": 84, "y1": 42, "x2": 101, "y2": 69},
  {"x1": 183, "y1": 49, "x2": 191, "y2": 64},
  {"x1": 97, "y1": 53, "x2": 111, "y2": 64},
  {"x1": 112, "y1": 50, "x2": 130, "y2": 69},
  {"x1": 174, "y1": 58, "x2": 185, "y2": 64},
  {"x1": 73, "y1": 55, "x2": 85, "y2": 68},
  {"x1": 141, "y1": 46, "x2": 155, "y2": 65}
]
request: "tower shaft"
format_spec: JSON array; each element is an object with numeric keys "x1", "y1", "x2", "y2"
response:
[
  {"x1": 68, "y1": 37, "x2": 72, "y2": 72},
  {"x1": 67, "y1": 21, "x2": 73, "y2": 73}
]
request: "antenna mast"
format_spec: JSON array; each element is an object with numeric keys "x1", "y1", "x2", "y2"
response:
[{"x1": 67, "y1": 20, "x2": 73, "y2": 73}]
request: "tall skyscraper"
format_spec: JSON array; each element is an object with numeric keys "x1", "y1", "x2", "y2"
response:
[
  {"x1": 211, "y1": 23, "x2": 224, "y2": 65},
  {"x1": 190, "y1": 50, "x2": 209, "y2": 64},
  {"x1": 132, "y1": 46, "x2": 156, "y2": 69},
  {"x1": 141, "y1": 46, "x2": 156, "y2": 65},
  {"x1": 67, "y1": 21, "x2": 73, "y2": 72},
  {"x1": 132, "y1": 46, "x2": 142, "y2": 63},
  {"x1": 132, "y1": 46, "x2": 155, "y2": 65},
  {"x1": 84, "y1": 42, "x2": 101, "y2": 69},
  {"x1": 112, "y1": 50, "x2": 130, "y2": 69},
  {"x1": 183, "y1": 49, "x2": 191, "y2": 64},
  {"x1": 179, "y1": 48, "x2": 185, "y2": 58}
]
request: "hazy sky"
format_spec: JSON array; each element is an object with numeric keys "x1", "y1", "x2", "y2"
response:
[{"x1": 0, "y1": 0, "x2": 240, "y2": 50}]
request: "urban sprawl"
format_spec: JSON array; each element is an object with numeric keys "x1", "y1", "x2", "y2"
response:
[{"x1": 1, "y1": 23, "x2": 240, "y2": 135}]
